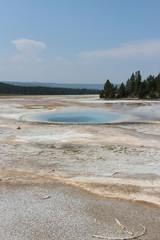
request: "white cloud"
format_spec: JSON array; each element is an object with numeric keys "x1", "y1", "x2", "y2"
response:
[
  {"x1": 11, "y1": 38, "x2": 46, "y2": 62},
  {"x1": 78, "y1": 39, "x2": 160, "y2": 61},
  {"x1": 55, "y1": 56, "x2": 67, "y2": 63}
]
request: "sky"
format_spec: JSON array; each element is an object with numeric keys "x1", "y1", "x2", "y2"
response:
[{"x1": 0, "y1": 0, "x2": 160, "y2": 84}]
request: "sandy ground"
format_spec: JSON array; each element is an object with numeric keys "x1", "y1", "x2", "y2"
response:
[{"x1": 0, "y1": 95, "x2": 160, "y2": 239}]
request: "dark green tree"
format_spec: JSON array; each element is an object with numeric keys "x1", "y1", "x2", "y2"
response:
[
  {"x1": 125, "y1": 73, "x2": 135, "y2": 96},
  {"x1": 134, "y1": 71, "x2": 142, "y2": 95},
  {"x1": 146, "y1": 75, "x2": 156, "y2": 93},
  {"x1": 118, "y1": 83, "x2": 126, "y2": 98},
  {"x1": 103, "y1": 79, "x2": 116, "y2": 98},
  {"x1": 138, "y1": 80, "x2": 148, "y2": 98}
]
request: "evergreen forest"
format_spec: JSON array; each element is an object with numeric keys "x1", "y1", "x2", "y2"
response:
[
  {"x1": 100, "y1": 71, "x2": 160, "y2": 99},
  {"x1": 0, "y1": 82, "x2": 99, "y2": 95}
]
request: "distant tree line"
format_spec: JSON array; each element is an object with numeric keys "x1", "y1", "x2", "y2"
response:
[
  {"x1": 0, "y1": 82, "x2": 100, "y2": 95},
  {"x1": 100, "y1": 71, "x2": 160, "y2": 99}
]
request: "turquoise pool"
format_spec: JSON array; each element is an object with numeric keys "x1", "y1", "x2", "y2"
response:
[{"x1": 32, "y1": 108, "x2": 123, "y2": 123}]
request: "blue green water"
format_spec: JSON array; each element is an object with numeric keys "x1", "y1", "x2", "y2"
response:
[{"x1": 34, "y1": 109, "x2": 122, "y2": 123}]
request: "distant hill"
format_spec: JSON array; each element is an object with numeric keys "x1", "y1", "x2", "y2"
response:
[
  {"x1": 0, "y1": 82, "x2": 100, "y2": 95},
  {"x1": 2, "y1": 81, "x2": 104, "y2": 90}
]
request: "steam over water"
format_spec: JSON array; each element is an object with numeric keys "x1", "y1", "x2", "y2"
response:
[{"x1": 26, "y1": 101, "x2": 160, "y2": 124}]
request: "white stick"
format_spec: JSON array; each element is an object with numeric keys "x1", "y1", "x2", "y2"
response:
[{"x1": 93, "y1": 223, "x2": 146, "y2": 240}]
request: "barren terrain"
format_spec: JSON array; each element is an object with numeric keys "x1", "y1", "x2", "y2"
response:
[{"x1": 0, "y1": 95, "x2": 160, "y2": 240}]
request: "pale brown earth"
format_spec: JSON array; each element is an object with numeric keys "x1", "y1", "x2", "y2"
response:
[{"x1": 0, "y1": 95, "x2": 160, "y2": 240}]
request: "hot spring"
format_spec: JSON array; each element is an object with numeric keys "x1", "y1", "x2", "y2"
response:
[{"x1": 28, "y1": 108, "x2": 124, "y2": 124}]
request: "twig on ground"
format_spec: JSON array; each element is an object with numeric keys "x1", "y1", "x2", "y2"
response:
[
  {"x1": 115, "y1": 218, "x2": 133, "y2": 236},
  {"x1": 112, "y1": 172, "x2": 119, "y2": 176},
  {"x1": 93, "y1": 218, "x2": 146, "y2": 240},
  {"x1": 43, "y1": 195, "x2": 51, "y2": 200}
]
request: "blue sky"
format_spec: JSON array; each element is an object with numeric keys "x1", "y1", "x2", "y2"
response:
[{"x1": 0, "y1": 0, "x2": 160, "y2": 84}]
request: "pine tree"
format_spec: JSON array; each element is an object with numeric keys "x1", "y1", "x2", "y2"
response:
[
  {"x1": 103, "y1": 79, "x2": 115, "y2": 98},
  {"x1": 125, "y1": 73, "x2": 135, "y2": 96},
  {"x1": 134, "y1": 71, "x2": 142, "y2": 95},
  {"x1": 118, "y1": 83, "x2": 126, "y2": 98}
]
